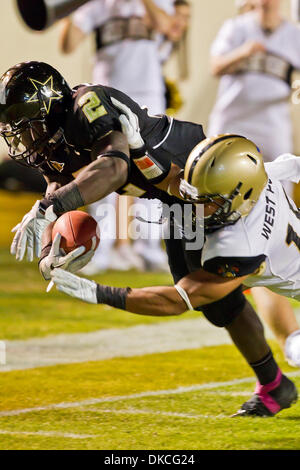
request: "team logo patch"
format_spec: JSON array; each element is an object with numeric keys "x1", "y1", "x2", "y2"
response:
[
  {"x1": 49, "y1": 161, "x2": 65, "y2": 172},
  {"x1": 133, "y1": 154, "x2": 163, "y2": 180},
  {"x1": 217, "y1": 264, "x2": 240, "y2": 278},
  {"x1": 27, "y1": 75, "x2": 62, "y2": 114}
]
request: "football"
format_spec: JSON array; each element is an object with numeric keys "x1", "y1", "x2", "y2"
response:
[{"x1": 52, "y1": 211, "x2": 100, "y2": 254}]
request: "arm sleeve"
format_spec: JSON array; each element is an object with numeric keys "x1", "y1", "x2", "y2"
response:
[{"x1": 203, "y1": 255, "x2": 266, "y2": 278}]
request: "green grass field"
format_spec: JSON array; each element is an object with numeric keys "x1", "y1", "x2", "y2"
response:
[{"x1": 0, "y1": 190, "x2": 300, "y2": 451}]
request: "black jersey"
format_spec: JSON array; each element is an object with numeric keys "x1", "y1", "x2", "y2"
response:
[{"x1": 39, "y1": 84, "x2": 206, "y2": 200}]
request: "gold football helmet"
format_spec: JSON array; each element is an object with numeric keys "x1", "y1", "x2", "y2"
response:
[{"x1": 180, "y1": 134, "x2": 268, "y2": 232}]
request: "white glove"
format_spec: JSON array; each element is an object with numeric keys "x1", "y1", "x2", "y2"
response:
[
  {"x1": 50, "y1": 268, "x2": 98, "y2": 304},
  {"x1": 111, "y1": 97, "x2": 145, "y2": 149},
  {"x1": 11, "y1": 200, "x2": 57, "y2": 262},
  {"x1": 40, "y1": 233, "x2": 97, "y2": 281}
]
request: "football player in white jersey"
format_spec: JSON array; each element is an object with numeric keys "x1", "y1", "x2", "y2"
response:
[
  {"x1": 51, "y1": 134, "x2": 300, "y2": 417},
  {"x1": 207, "y1": 0, "x2": 300, "y2": 359}
]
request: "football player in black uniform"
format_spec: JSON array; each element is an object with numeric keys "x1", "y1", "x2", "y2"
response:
[
  {"x1": 0, "y1": 61, "x2": 204, "y2": 266},
  {"x1": 0, "y1": 61, "x2": 296, "y2": 417}
]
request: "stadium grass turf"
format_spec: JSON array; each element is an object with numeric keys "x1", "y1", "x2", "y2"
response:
[
  {"x1": 2, "y1": 243, "x2": 299, "y2": 340},
  {"x1": 1, "y1": 190, "x2": 300, "y2": 450},
  {"x1": 0, "y1": 344, "x2": 299, "y2": 450}
]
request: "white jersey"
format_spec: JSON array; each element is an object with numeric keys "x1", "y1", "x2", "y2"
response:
[
  {"x1": 202, "y1": 154, "x2": 300, "y2": 301},
  {"x1": 208, "y1": 12, "x2": 300, "y2": 160},
  {"x1": 73, "y1": 0, "x2": 173, "y2": 112}
]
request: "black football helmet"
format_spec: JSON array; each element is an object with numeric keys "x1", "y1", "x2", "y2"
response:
[{"x1": 0, "y1": 61, "x2": 72, "y2": 168}]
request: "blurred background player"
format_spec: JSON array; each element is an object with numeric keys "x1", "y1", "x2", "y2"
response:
[
  {"x1": 150, "y1": 0, "x2": 190, "y2": 72},
  {"x1": 208, "y1": 0, "x2": 300, "y2": 367},
  {"x1": 158, "y1": 0, "x2": 191, "y2": 111},
  {"x1": 59, "y1": 0, "x2": 189, "y2": 273},
  {"x1": 208, "y1": 0, "x2": 300, "y2": 164}
]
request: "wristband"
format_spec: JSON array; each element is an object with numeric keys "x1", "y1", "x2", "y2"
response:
[
  {"x1": 96, "y1": 284, "x2": 132, "y2": 310},
  {"x1": 130, "y1": 145, "x2": 147, "y2": 159},
  {"x1": 40, "y1": 182, "x2": 85, "y2": 217}
]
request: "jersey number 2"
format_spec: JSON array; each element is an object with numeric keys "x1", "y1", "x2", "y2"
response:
[{"x1": 78, "y1": 91, "x2": 107, "y2": 123}]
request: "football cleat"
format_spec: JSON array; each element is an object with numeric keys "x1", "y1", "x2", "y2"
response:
[{"x1": 232, "y1": 371, "x2": 298, "y2": 417}]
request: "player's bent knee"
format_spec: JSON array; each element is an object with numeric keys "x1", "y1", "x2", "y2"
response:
[{"x1": 197, "y1": 286, "x2": 246, "y2": 328}]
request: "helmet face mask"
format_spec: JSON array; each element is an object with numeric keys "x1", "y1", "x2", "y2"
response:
[
  {"x1": 1, "y1": 118, "x2": 51, "y2": 167},
  {"x1": 182, "y1": 134, "x2": 268, "y2": 233},
  {"x1": 0, "y1": 61, "x2": 72, "y2": 168},
  {"x1": 201, "y1": 183, "x2": 243, "y2": 232},
  {"x1": 181, "y1": 181, "x2": 243, "y2": 232}
]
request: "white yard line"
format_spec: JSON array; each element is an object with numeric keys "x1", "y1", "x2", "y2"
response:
[
  {"x1": 0, "y1": 317, "x2": 233, "y2": 372},
  {"x1": 1, "y1": 371, "x2": 299, "y2": 418},
  {"x1": 81, "y1": 407, "x2": 226, "y2": 420},
  {"x1": 0, "y1": 430, "x2": 98, "y2": 439},
  {"x1": 1, "y1": 309, "x2": 292, "y2": 372}
]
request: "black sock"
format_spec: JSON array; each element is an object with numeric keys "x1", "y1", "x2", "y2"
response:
[{"x1": 249, "y1": 350, "x2": 279, "y2": 386}]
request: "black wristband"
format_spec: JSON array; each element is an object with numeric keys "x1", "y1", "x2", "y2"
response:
[
  {"x1": 40, "y1": 196, "x2": 64, "y2": 217},
  {"x1": 96, "y1": 284, "x2": 132, "y2": 310},
  {"x1": 130, "y1": 145, "x2": 147, "y2": 159},
  {"x1": 40, "y1": 182, "x2": 85, "y2": 217}
]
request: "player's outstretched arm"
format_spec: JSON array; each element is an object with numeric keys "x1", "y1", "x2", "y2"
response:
[
  {"x1": 39, "y1": 155, "x2": 127, "y2": 221},
  {"x1": 74, "y1": 156, "x2": 128, "y2": 205},
  {"x1": 123, "y1": 269, "x2": 247, "y2": 315},
  {"x1": 43, "y1": 173, "x2": 75, "y2": 198},
  {"x1": 50, "y1": 268, "x2": 248, "y2": 315},
  {"x1": 36, "y1": 131, "x2": 129, "y2": 218}
]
